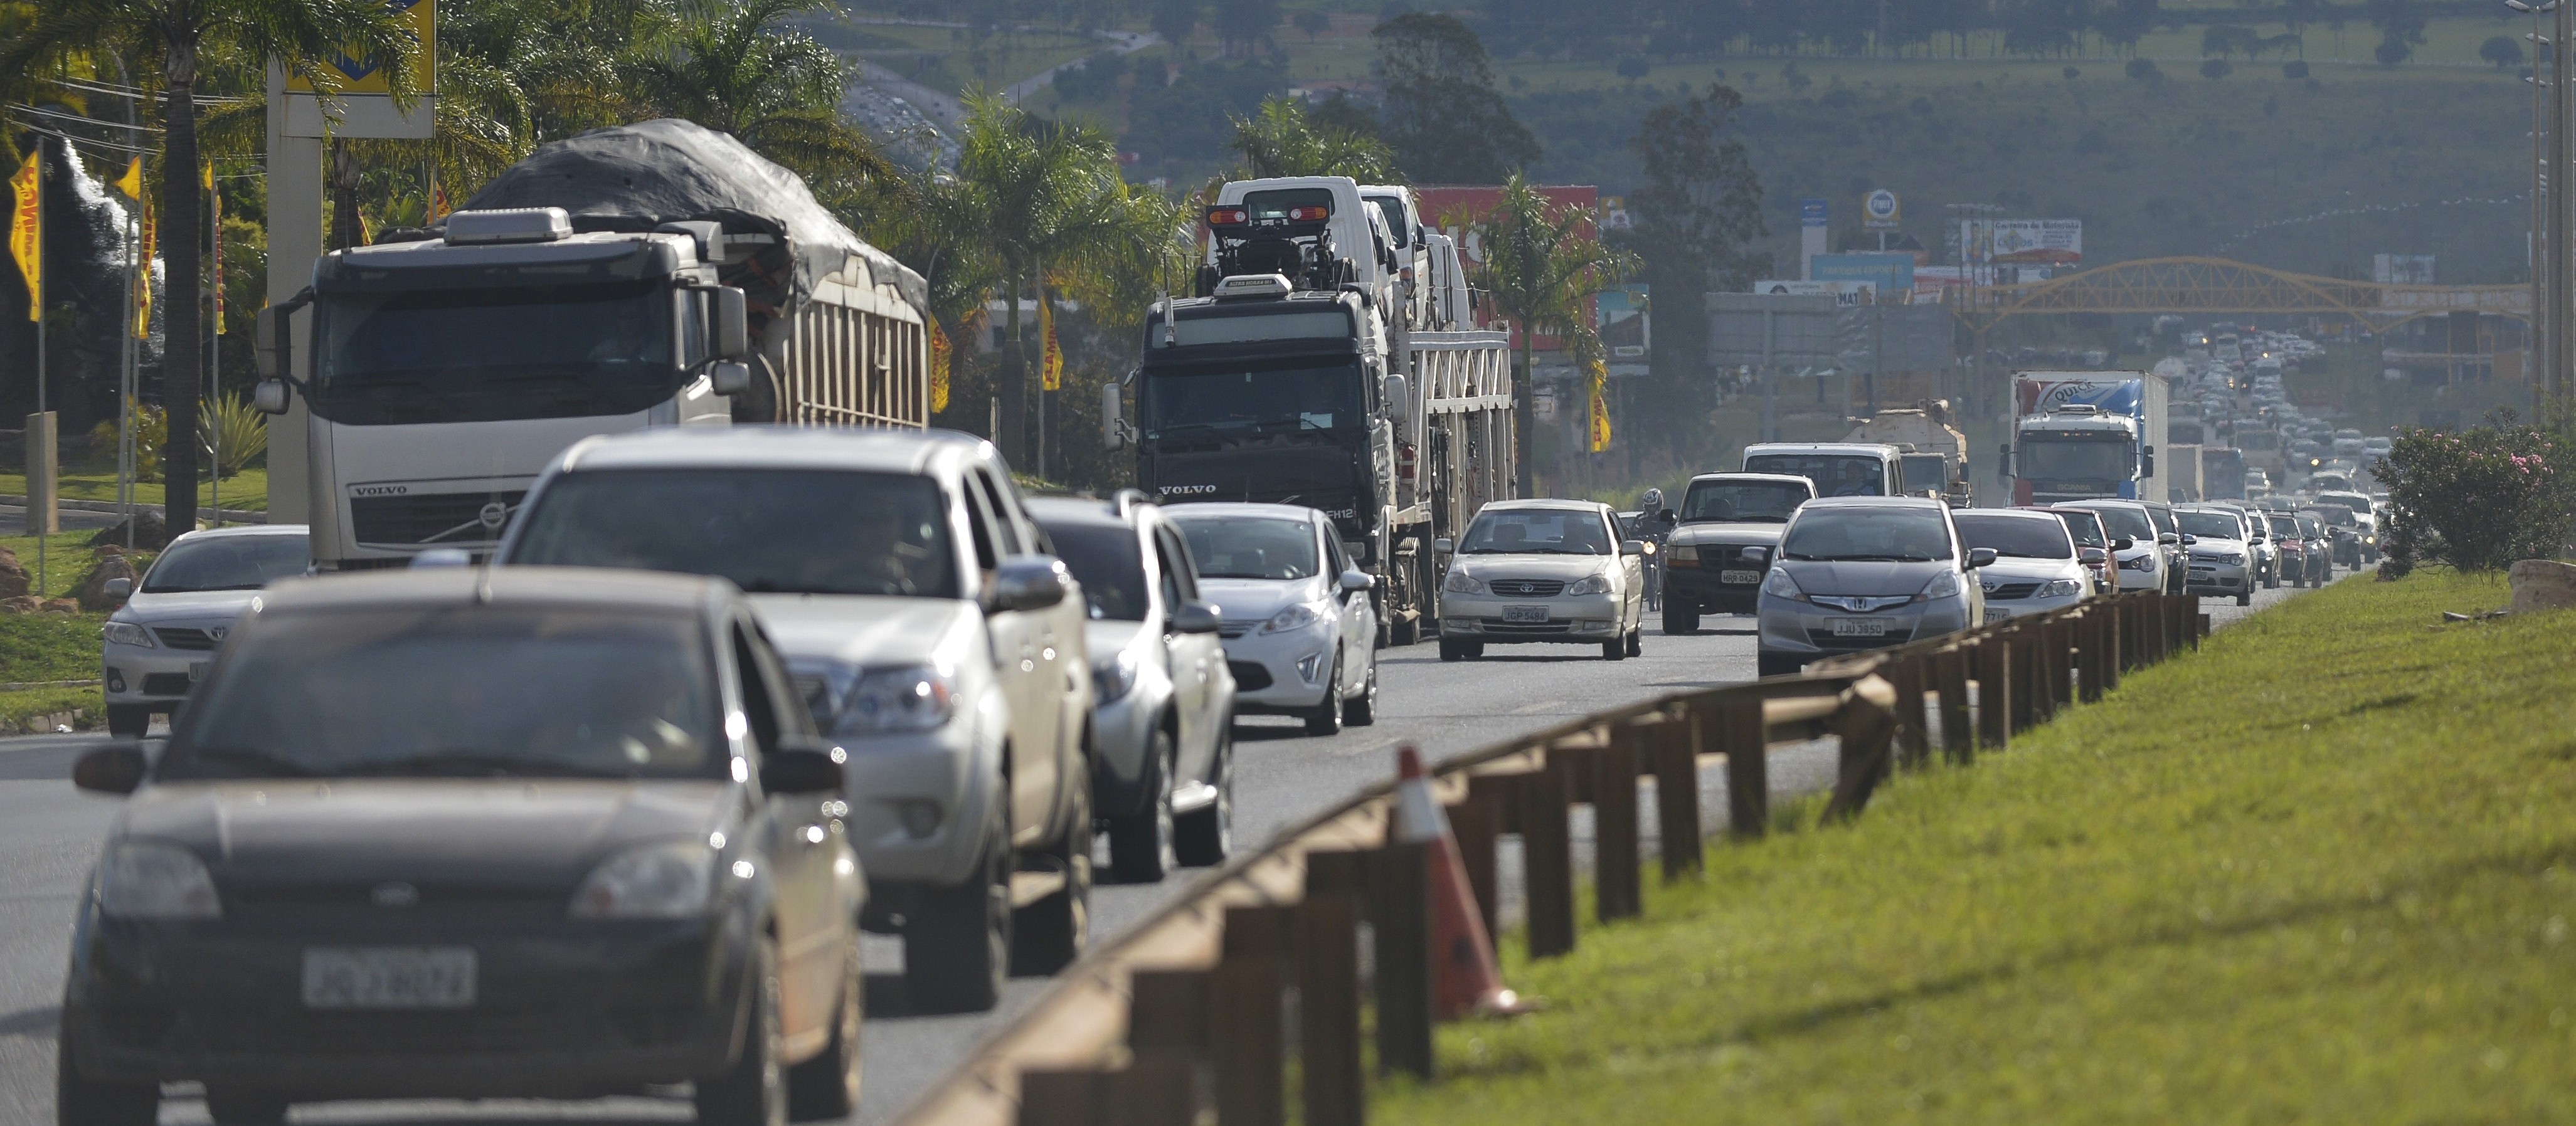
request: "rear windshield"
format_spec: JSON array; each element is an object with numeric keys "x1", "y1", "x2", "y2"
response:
[
  {"x1": 508, "y1": 469, "x2": 957, "y2": 598},
  {"x1": 1953, "y1": 513, "x2": 2072, "y2": 559},
  {"x1": 1781, "y1": 507, "x2": 1953, "y2": 563},
  {"x1": 1680, "y1": 480, "x2": 1808, "y2": 524},
  {"x1": 1044, "y1": 523, "x2": 1148, "y2": 621}
]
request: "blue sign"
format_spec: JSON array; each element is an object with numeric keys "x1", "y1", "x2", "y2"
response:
[
  {"x1": 1799, "y1": 199, "x2": 1828, "y2": 228},
  {"x1": 1809, "y1": 252, "x2": 1914, "y2": 293}
]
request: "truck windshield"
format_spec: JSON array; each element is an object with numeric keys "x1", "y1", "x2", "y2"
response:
[
  {"x1": 1900, "y1": 455, "x2": 1948, "y2": 493},
  {"x1": 2018, "y1": 435, "x2": 2134, "y2": 481},
  {"x1": 507, "y1": 469, "x2": 958, "y2": 598},
  {"x1": 1743, "y1": 454, "x2": 1885, "y2": 497},
  {"x1": 1680, "y1": 480, "x2": 1807, "y2": 524},
  {"x1": 1145, "y1": 360, "x2": 1361, "y2": 439},
  {"x1": 314, "y1": 280, "x2": 684, "y2": 425}
]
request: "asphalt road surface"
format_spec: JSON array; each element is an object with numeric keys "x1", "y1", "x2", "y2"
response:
[{"x1": 0, "y1": 571, "x2": 2343, "y2": 1124}]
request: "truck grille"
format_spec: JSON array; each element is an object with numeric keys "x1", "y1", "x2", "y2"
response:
[
  {"x1": 1488, "y1": 579, "x2": 1564, "y2": 598},
  {"x1": 349, "y1": 490, "x2": 526, "y2": 547}
]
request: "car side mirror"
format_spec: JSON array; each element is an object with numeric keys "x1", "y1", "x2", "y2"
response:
[
  {"x1": 710, "y1": 360, "x2": 754, "y2": 397},
  {"x1": 1433, "y1": 537, "x2": 1453, "y2": 555},
  {"x1": 1170, "y1": 599, "x2": 1222, "y2": 634},
  {"x1": 2158, "y1": 532, "x2": 2181, "y2": 546},
  {"x1": 2080, "y1": 547, "x2": 2108, "y2": 565},
  {"x1": 2112, "y1": 537, "x2": 2135, "y2": 551},
  {"x1": 758, "y1": 739, "x2": 845, "y2": 795},
  {"x1": 1658, "y1": 508, "x2": 1676, "y2": 523},
  {"x1": 1741, "y1": 545, "x2": 1770, "y2": 564},
  {"x1": 102, "y1": 577, "x2": 132, "y2": 598},
  {"x1": 1338, "y1": 569, "x2": 1375, "y2": 592},
  {"x1": 1619, "y1": 539, "x2": 1645, "y2": 557},
  {"x1": 1967, "y1": 547, "x2": 1998, "y2": 569},
  {"x1": 1381, "y1": 373, "x2": 1408, "y2": 425},
  {"x1": 990, "y1": 556, "x2": 1071, "y2": 613},
  {"x1": 713, "y1": 285, "x2": 752, "y2": 360},
  {"x1": 252, "y1": 379, "x2": 292, "y2": 416},
  {"x1": 73, "y1": 744, "x2": 148, "y2": 795},
  {"x1": 2180, "y1": 534, "x2": 2198, "y2": 546}
]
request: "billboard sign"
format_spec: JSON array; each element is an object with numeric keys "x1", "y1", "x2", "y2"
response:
[
  {"x1": 1597, "y1": 285, "x2": 1648, "y2": 359},
  {"x1": 2373, "y1": 254, "x2": 2435, "y2": 285},
  {"x1": 1810, "y1": 252, "x2": 1914, "y2": 295},
  {"x1": 1862, "y1": 189, "x2": 1900, "y2": 230},
  {"x1": 1754, "y1": 280, "x2": 1876, "y2": 307},
  {"x1": 1800, "y1": 199, "x2": 1828, "y2": 228},
  {"x1": 1961, "y1": 219, "x2": 2082, "y2": 266}
]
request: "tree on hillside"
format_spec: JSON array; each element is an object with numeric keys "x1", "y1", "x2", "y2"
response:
[
  {"x1": 1213, "y1": 0, "x2": 1281, "y2": 58},
  {"x1": 2, "y1": 0, "x2": 422, "y2": 538},
  {"x1": 1625, "y1": 83, "x2": 1765, "y2": 460},
  {"x1": 2481, "y1": 35, "x2": 2525, "y2": 71},
  {"x1": 2368, "y1": 0, "x2": 2425, "y2": 67},
  {"x1": 1374, "y1": 13, "x2": 1535, "y2": 184},
  {"x1": 1150, "y1": 0, "x2": 1200, "y2": 53},
  {"x1": 1293, "y1": 10, "x2": 1329, "y2": 41},
  {"x1": 2097, "y1": 0, "x2": 2158, "y2": 57},
  {"x1": 1473, "y1": 174, "x2": 1636, "y2": 488},
  {"x1": 625, "y1": 0, "x2": 893, "y2": 194},
  {"x1": 1227, "y1": 96, "x2": 1395, "y2": 181}
]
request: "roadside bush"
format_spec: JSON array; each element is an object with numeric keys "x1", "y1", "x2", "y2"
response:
[
  {"x1": 2283, "y1": 60, "x2": 2309, "y2": 80},
  {"x1": 2126, "y1": 58, "x2": 2163, "y2": 82},
  {"x1": 2373, "y1": 421, "x2": 2576, "y2": 574},
  {"x1": 2200, "y1": 58, "x2": 2233, "y2": 80}
]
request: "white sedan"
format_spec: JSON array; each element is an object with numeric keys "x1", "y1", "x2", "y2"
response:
[{"x1": 1434, "y1": 499, "x2": 1648, "y2": 661}]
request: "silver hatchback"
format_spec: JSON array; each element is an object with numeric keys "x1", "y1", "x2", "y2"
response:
[{"x1": 1754, "y1": 497, "x2": 1993, "y2": 677}]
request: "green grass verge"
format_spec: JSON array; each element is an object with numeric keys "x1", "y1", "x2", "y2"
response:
[
  {"x1": 0, "y1": 685, "x2": 98, "y2": 731},
  {"x1": 1384, "y1": 569, "x2": 2576, "y2": 1123},
  {"x1": 0, "y1": 531, "x2": 152, "y2": 601},
  {"x1": 0, "y1": 468, "x2": 267, "y2": 512},
  {"x1": 0, "y1": 612, "x2": 106, "y2": 683}
]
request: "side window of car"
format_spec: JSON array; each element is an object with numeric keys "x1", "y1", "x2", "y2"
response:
[
  {"x1": 731, "y1": 623, "x2": 785, "y2": 753},
  {"x1": 1157, "y1": 527, "x2": 1200, "y2": 602},
  {"x1": 960, "y1": 476, "x2": 1001, "y2": 574},
  {"x1": 743, "y1": 621, "x2": 815, "y2": 739},
  {"x1": 973, "y1": 470, "x2": 1026, "y2": 556},
  {"x1": 1323, "y1": 527, "x2": 1352, "y2": 577},
  {"x1": 1152, "y1": 531, "x2": 1187, "y2": 612}
]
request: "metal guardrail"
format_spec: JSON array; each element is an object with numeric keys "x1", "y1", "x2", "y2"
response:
[{"x1": 892, "y1": 592, "x2": 2213, "y2": 1126}]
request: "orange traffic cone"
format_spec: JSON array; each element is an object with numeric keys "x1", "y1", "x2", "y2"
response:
[{"x1": 1392, "y1": 744, "x2": 1532, "y2": 1019}]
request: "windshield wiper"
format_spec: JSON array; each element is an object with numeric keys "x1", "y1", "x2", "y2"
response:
[
  {"x1": 345, "y1": 750, "x2": 618, "y2": 779},
  {"x1": 1149, "y1": 422, "x2": 1242, "y2": 445},
  {"x1": 177, "y1": 747, "x2": 315, "y2": 777}
]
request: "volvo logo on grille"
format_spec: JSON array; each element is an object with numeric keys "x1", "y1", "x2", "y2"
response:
[
  {"x1": 370, "y1": 882, "x2": 420, "y2": 907},
  {"x1": 1160, "y1": 485, "x2": 1217, "y2": 495},
  {"x1": 478, "y1": 501, "x2": 511, "y2": 529},
  {"x1": 349, "y1": 484, "x2": 410, "y2": 497}
]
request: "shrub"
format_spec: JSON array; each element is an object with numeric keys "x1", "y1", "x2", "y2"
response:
[
  {"x1": 1616, "y1": 55, "x2": 1648, "y2": 79},
  {"x1": 84, "y1": 406, "x2": 167, "y2": 484},
  {"x1": 2126, "y1": 57, "x2": 2163, "y2": 82},
  {"x1": 2374, "y1": 421, "x2": 2576, "y2": 574},
  {"x1": 2283, "y1": 60, "x2": 2309, "y2": 79},
  {"x1": 2201, "y1": 58, "x2": 2233, "y2": 80},
  {"x1": 201, "y1": 395, "x2": 268, "y2": 479}
]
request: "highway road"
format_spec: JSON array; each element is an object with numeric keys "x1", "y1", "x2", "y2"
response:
[{"x1": 0, "y1": 576, "x2": 2330, "y2": 1124}]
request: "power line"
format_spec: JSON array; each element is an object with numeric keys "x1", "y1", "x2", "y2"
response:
[
  {"x1": 8, "y1": 103, "x2": 162, "y2": 132},
  {"x1": 45, "y1": 76, "x2": 246, "y2": 106},
  {"x1": 4, "y1": 118, "x2": 156, "y2": 155}
]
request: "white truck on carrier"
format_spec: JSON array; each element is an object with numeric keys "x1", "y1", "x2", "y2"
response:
[
  {"x1": 255, "y1": 118, "x2": 930, "y2": 569},
  {"x1": 1107, "y1": 176, "x2": 1513, "y2": 646}
]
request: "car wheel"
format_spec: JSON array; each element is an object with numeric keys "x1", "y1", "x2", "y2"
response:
[
  {"x1": 55, "y1": 1015, "x2": 157, "y2": 1126},
  {"x1": 1461, "y1": 641, "x2": 1484, "y2": 660},
  {"x1": 105, "y1": 705, "x2": 150, "y2": 739},
  {"x1": 784, "y1": 942, "x2": 862, "y2": 1121},
  {"x1": 696, "y1": 933, "x2": 787, "y2": 1126},
  {"x1": 1010, "y1": 762, "x2": 1091, "y2": 977},
  {"x1": 1106, "y1": 730, "x2": 1177, "y2": 884},
  {"x1": 1626, "y1": 628, "x2": 1643, "y2": 658},
  {"x1": 1662, "y1": 599, "x2": 1700, "y2": 635},
  {"x1": 1602, "y1": 636, "x2": 1625, "y2": 661},
  {"x1": 1304, "y1": 656, "x2": 1344, "y2": 736},
  {"x1": 903, "y1": 811, "x2": 1009, "y2": 1013},
  {"x1": 1174, "y1": 729, "x2": 1232, "y2": 868},
  {"x1": 1756, "y1": 650, "x2": 1804, "y2": 678},
  {"x1": 1344, "y1": 658, "x2": 1378, "y2": 726},
  {"x1": 1438, "y1": 638, "x2": 1465, "y2": 662},
  {"x1": 204, "y1": 1088, "x2": 290, "y2": 1125},
  {"x1": 2237, "y1": 589, "x2": 2251, "y2": 606}
]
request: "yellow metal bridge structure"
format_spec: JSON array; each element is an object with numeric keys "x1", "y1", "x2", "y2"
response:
[{"x1": 1951, "y1": 256, "x2": 2530, "y2": 332}]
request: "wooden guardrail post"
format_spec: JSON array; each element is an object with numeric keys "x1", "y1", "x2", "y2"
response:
[
  {"x1": 2102, "y1": 600, "x2": 2124, "y2": 688},
  {"x1": 2018, "y1": 623, "x2": 2051, "y2": 727},
  {"x1": 2049, "y1": 616, "x2": 2077, "y2": 711},
  {"x1": 1453, "y1": 776, "x2": 1508, "y2": 947},
  {"x1": 2075, "y1": 609, "x2": 2105, "y2": 704},
  {"x1": 1215, "y1": 906, "x2": 1293, "y2": 1126},
  {"x1": 1300, "y1": 851, "x2": 1367, "y2": 1126},
  {"x1": 1597, "y1": 725, "x2": 1645, "y2": 922},
  {"x1": 1936, "y1": 645, "x2": 1974, "y2": 766},
  {"x1": 1974, "y1": 634, "x2": 2011, "y2": 751},
  {"x1": 1655, "y1": 708, "x2": 1704, "y2": 880},
  {"x1": 1123, "y1": 969, "x2": 1211, "y2": 1126},
  {"x1": 1369, "y1": 841, "x2": 1436, "y2": 1078},
  {"x1": 1725, "y1": 697, "x2": 1768, "y2": 839},
  {"x1": 1889, "y1": 656, "x2": 1930, "y2": 769},
  {"x1": 1822, "y1": 676, "x2": 1900, "y2": 822},
  {"x1": 1521, "y1": 754, "x2": 1577, "y2": 959}
]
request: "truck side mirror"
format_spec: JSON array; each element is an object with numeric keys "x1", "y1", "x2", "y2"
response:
[
  {"x1": 1996, "y1": 443, "x2": 2012, "y2": 480},
  {"x1": 713, "y1": 286, "x2": 751, "y2": 360},
  {"x1": 1101, "y1": 382, "x2": 1128, "y2": 450},
  {"x1": 710, "y1": 361, "x2": 753, "y2": 397},
  {"x1": 255, "y1": 305, "x2": 286, "y2": 379},
  {"x1": 2143, "y1": 450, "x2": 2156, "y2": 476},
  {"x1": 1381, "y1": 373, "x2": 1408, "y2": 425},
  {"x1": 1433, "y1": 537, "x2": 1453, "y2": 555},
  {"x1": 252, "y1": 379, "x2": 292, "y2": 416}
]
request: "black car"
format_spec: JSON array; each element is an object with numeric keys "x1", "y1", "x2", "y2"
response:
[{"x1": 58, "y1": 567, "x2": 863, "y2": 1125}]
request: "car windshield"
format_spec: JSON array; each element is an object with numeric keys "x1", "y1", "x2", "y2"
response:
[
  {"x1": 2075, "y1": 504, "x2": 2156, "y2": 540},
  {"x1": 1172, "y1": 515, "x2": 1317, "y2": 580},
  {"x1": 1953, "y1": 513, "x2": 2073, "y2": 559},
  {"x1": 140, "y1": 535, "x2": 310, "y2": 593},
  {"x1": 2319, "y1": 492, "x2": 2373, "y2": 515},
  {"x1": 2308, "y1": 506, "x2": 2356, "y2": 527},
  {"x1": 1044, "y1": 522, "x2": 1148, "y2": 621},
  {"x1": 1781, "y1": 507, "x2": 1953, "y2": 562},
  {"x1": 314, "y1": 280, "x2": 686, "y2": 425},
  {"x1": 159, "y1": 606, "x2": 721, "y2": 781},
  {"x1": 2144, "y1": 505, "x2": 2178, "y2": 535},
  {"x1": 1680, "y1": 480, "x2": 1808, "y2": 524},
  {"x1": 1143, "y1": 360, "x2": 1362, "y2": 438},
  {"x1": 2178, "y1": 511, "x2": 2242, "y2": 539},
  {"x1": 1744, "y1": 453, "x2": 1885, "y2": 497},
  {"x1": 2051, "y1": 511, "x2": 2109, "y2": 547},
  {"x1": 1900, "y1": 455, "x2": 1948, "y2": 493},
  {"x1": 1460, "y1": 508, "x2": 1611, "y2": 555},
  {"x1": 2019, "y1": 436, "x2": 2134, "y2": 481},
  {"x1": 2267, "y1": 515, "x2": 2303, "y2": 538},
  {"x1": 507, "y1": 469, "x2": 958, "y2": 598}
]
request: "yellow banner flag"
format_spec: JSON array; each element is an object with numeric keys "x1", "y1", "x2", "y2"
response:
[
  {"x1": 132, "y1": 201, "x2": 154, "y2": 340},
  {"x1": 1039, "y1": 289, "x2": 1063, "y2": 392},
  {"x1": 427, "y1": 177, "x2": 450, "y2": 224},
  {"x1": 8, "y1": 150, "x2": 36, "y2": 322},
  {"x1": 114, "y1": 157, "x2": 142, "y2": 200},
  {"x1": 928, "y1": 315, "x2": 951, "y2": 413},
  {"x1": 1586, "y1": 357, "x2": 1611, "y2": 453},
  {"x1": 200, "y1": 161, "x2": 213, "y2": 191}
]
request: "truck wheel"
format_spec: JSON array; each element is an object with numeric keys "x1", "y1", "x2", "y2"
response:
[
  {"x1": 903, "y1": 814, "x2": 1009, "y2": 1013},
  {"x1": 1105, "y1": 730, "x2": 1176, "y2": 884},
  {"x1": 105, "y1": 705, "x2": 150, "y2": 738},
  {"x1": 1663, "y1": 600, "x2": 1700, "y2": 635},
  {"x1": 1343, "y1": 659, "x2": 1378, "y2": 726},
  {"x1": 695, "y1": 933, "x2": 785, "y2": 1126},
  {"x1": 784, "y1": 943, "x2": 862, "y2": 1121},
  {"x1": 1010, "y1": 771, "x2": 1091, "y2": 977},
  {"x1": 1174, "y1": 730, "x2": 1232, "y2": 867},
  {"x1": 1304, "y1": 658, "x2": 1344, "y2": 736}
]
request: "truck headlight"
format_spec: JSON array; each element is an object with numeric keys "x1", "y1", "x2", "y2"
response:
[
  {"x1": 98, "y1": 841, "x2": 221, "y2": 920},
  {"x1": 1442, "y1": 570, "x2": 1485, "y2": 594},
  {"x1": 570, "y1": 840, "x2": 717, "y2": 919},
  {"x1": 825, "y1": 665, "x2": 956, "y2": 735},
  {"x1": 1091, "y1": 650, "x2": 1140, "y2": 702},
  {"x1": 102, "y1": 621, "x2": 154, "y2": 648},
  {"x1": 1564, "y1": 574, "x2": 1611, "y2": 596},
  {"x1": 1260, "y1": 602, "x2": 1328, "y2": 634}
]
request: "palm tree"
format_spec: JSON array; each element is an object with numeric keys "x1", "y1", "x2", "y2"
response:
[
  {"x1": 947, "y1": 93, "x2": 1140, "y2": 469},
  {"x1": 1226, "y1": 95, "x2": 1396, "y2": 181},
  {"x1": 625, "y1": 0, "x2": 893, "y2": 195},
  {"x1": 3, "y1": 0, "x2": 422, "y2": 534},
  {"x1": 1473, "y1": 173, "x2": 1637, "y2": 492}
]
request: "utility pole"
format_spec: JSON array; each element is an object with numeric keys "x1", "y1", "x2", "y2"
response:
[
  {"x1": 2532, "y1": 4, "x2": 2550, "y2": 413},
  {"x1": 2551, "y1": 0, "x2": 2574, "y2": 413}
]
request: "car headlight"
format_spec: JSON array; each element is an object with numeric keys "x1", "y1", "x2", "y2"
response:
[
  {"x1": 1091, "y1": 649, "x2": 1140, "y2": 702},
  {"x1": 1564, "y1": 574, "x2": 1611, "y2": 596},
  {"x1": 570, "y1": 839, "x2": 718, "y2": 919},
  {"x1": 1914, "y1": 569, "x2": 1963, "y2": 601},
  {"x1": 1443, "y1": 569, "x2": 1485, "y2": 594},
  {"x1": 1761, "y1": 568, "x2": 1805, "y2": 601},
  {"x1": 1260, "y1": 601, "x2": 1328, "y2": 634},
  {"x1": 102, "y1": 621, "x2": 154, "y2": 648},
  {"x1": 823, "y1": 664, "x2": 956, "y2": 735},
  {"x1": 1666, "y1": 543, "x2": 1698, "y2": 564},
  {"x1": 2038, "y1": 578, "x2": 2084, "y2": 597},
  {"x1": 98, "y1": 841, "x2": 221, "y2": 920},
  {"x1": 2118, "y1": 554, "x2": 2154, "y2": 571}
]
